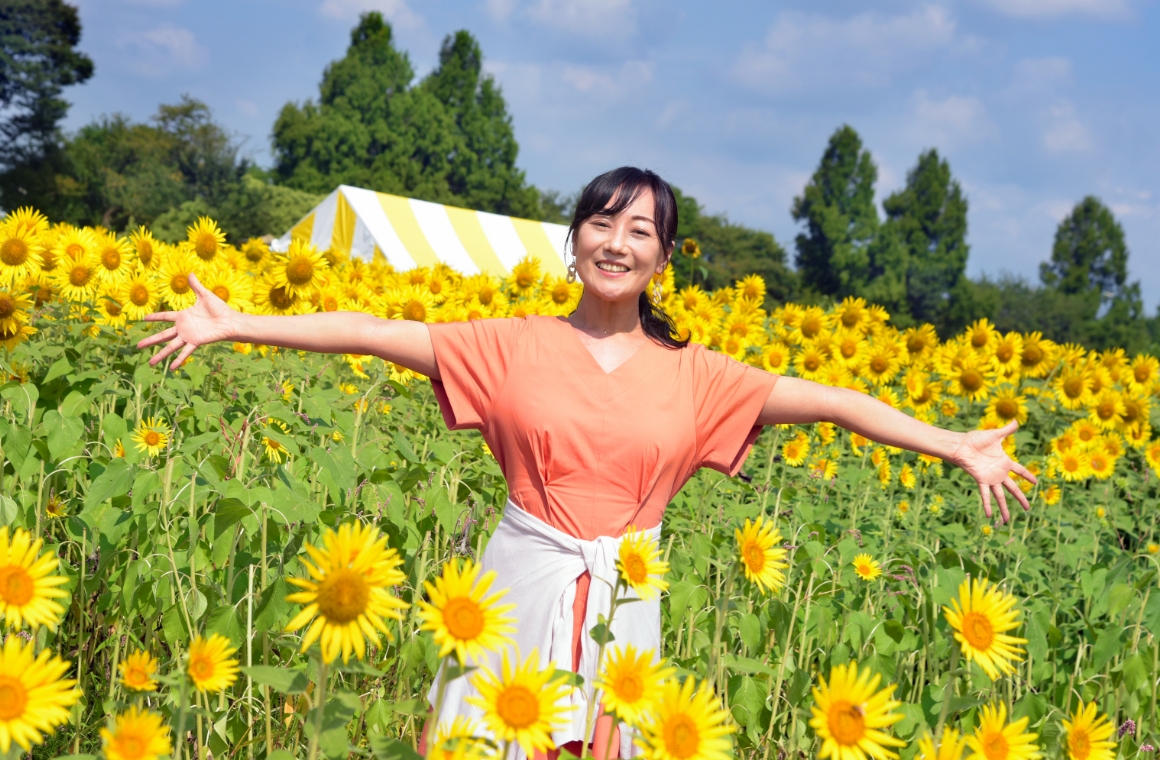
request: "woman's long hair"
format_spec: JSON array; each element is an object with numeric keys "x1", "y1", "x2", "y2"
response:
[{"x1": 567, "y1": 167, "x2": 688, "y2": 349}]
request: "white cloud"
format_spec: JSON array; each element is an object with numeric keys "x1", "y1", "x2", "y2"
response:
[
  {"x1": 236, "y1": 99, "x2": 259, "y2": 118},
  {"x1": 485, "y1": 0, "x2": 518, "y2": 21},
  {"x1": 911, "y1": 91, "x2": 994, "y2": 147},
  {"x1": 1008, "y1": 57, "x2": 1072, "y2": 95},
  {"x1": 983, "y1": 0, "x2": 1133, "y2": 19},
  {"x1": 122, "y1": 24, "x2": 206, "y2": 72},
  {"x1": 733, "y1": 6, "x2": 958, "y2": 94},
  {"x1": 527, "y1": 0, "x2": 638, "y2": 40},
  {"x1": 561, "y1": 60, "x2": 653, "y2": 99},
  {"x1": 318, "y1": 0, "x2": 420, "y2": 28},
  {"x1": 1042, "y1": 102, "x2": 1091, "y2": 152}
]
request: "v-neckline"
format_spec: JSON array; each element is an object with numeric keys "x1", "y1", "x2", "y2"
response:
[{"x1": 554, "y1": 316, "x2": 652, "y2": 377}]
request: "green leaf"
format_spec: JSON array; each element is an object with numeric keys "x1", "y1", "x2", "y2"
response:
[
  {"x1": 1090, "y1": 627, "x2": 1123, "y2": 672},
  {"x1": 370, "y1": 737, "x2": 422, "y2": 760},
  {"x1": 254, "y1": 577, "x2": 293, "y2": 631},
  {"x1": 59, "y1": 390, "x2": 89, "y2": 418},
  {"x1": 43, "y1": 357, "x2": 72, "y2": 384},
  {"x1": 212, "y1": 498, "x2": 254, "y2": 539},
  {"x1": 84, "y1": 459, "x2": 135, "y2": 509},
  {"x1": 723, "y1": 654, "x2": 776, "y2": 677},
  {"x1": 737, "y1": 612, "x2": 763, "y2": 652},
  {"x1": 241, "y1": 666, "x2": 310, "y2": 694}
]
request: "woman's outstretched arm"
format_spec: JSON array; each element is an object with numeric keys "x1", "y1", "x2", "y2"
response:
[
  {"x1": 758, "y1": 375, "x2": 1037, "y2": 524},
  {"x1": 135, "y1": 273, "x2": 439, "y2": 379}
]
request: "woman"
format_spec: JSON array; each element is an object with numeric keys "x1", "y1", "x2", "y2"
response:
[{"x1": 138, "y1": 167, "x2": 1034, "y2": 759}]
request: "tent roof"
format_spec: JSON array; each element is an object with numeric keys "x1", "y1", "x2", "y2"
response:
[{"x1": 274, "y1": 185, "x2": 570, "y2": 277}]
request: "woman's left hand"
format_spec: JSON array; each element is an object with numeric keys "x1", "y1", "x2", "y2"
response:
[{"x1": 949, "y1": 420, "x2": 1037, "y2": 524}]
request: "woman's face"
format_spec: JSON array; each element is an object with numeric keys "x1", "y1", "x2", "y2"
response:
[{"x1": 573, "y1": 188, "x2": 670, "y2": 305}]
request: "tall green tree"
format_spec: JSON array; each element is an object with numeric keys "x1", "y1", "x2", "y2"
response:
[
  {"x1": 420, "y1": 31, "x2": 539, "y2": 217},
  {"x1": 273, "y1": 13, "x2": 540, "y2": 217},
  {"x1": 791, "y1": 125, "x2": 879, "y2": 297},
  {"x1": 880, "y1": 148, "x2": 969, "y2": 332},
  {"x1": 1040, "y1": 196, "x2": 1129, "y2": 301},
  {"x1": 0, "y1": 0, "x2": 93, "y2": 210}
]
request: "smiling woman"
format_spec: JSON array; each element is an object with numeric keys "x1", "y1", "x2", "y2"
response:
[{"x1": 137, "y1": 165, "x2": 1035, "y2": 760}]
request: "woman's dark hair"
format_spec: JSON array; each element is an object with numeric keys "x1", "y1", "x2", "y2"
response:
[{"x1": 567, "y1": 167, "x2": 688, "y2": 349}]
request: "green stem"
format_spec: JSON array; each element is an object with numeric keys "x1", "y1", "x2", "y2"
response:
[
  {"x1": 934, "y1": 642, "x2": 960, "y2": 742},
  {"x1": 306, "y1": 658, "x2": 329, "y2": 760}
]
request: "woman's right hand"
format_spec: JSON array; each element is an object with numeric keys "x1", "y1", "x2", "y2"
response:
[{"x1": 136, "y1": 273, "x2": 238, "y2": 370}]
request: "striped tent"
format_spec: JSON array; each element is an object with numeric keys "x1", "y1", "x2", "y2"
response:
[{"x1": 274, "y1": 185, "x2": 570, "y2": 277}]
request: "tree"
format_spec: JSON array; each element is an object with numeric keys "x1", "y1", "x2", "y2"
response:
[
  {"x1": 791, "y1": 125, "x2": 879, "y2": 297},
  {"x1": 881, "y1": 148, "x2": 969, "y2": 332},
  {"x1": 0, "y1": 0, "x2": 93, "y2": 210},
  {"x1": 420, "y1": 31, "x2": 540, "y2": 217},
  {"x1": 674, "y1": 187, "x2": 796, "y2": 305},
  {"x1": 1040, "y1": 196, "x2": 1129, "y2": 303},
  {"x1": 272, "y1": 13, "x2": 541, "y2": 217}
]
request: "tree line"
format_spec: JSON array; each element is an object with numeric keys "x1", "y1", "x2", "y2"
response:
[{"x1": 1, "y1": 2, "x2": 1156, "y2": 351}]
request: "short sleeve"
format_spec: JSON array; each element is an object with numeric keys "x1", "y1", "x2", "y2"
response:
[
  {"x1": 691, "y1": 345, "x2": 779, "y2": 476},
  {"x1": 428, "y1": 318, "x2": 524, "y2": 431}
]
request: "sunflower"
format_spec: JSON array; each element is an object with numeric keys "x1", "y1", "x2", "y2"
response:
[
  {"x1": 1087, "y1": 451, "x2": 1115, "y2": 480},
  {"x1": 1041, "y1": 484, "x2": 1061, "y2": 505},
  {"x1": 0, "y1": 526, "x2": 69, "y2": 630},
  {"x1": 187, "y1": 216, "x2": 226, "y2": 264},
  {"x1": 617, "y1": 527, "x2": 670, "y2": 601},
  {"x1": 1145, "y1": 440, "x2": 1160, "y2": 474},
  {"x1": 794, "y1": 342, "x2": 830, "y2": 380},
  {"x1": 901, "y1": 324, "x2": 938, "y2": 366},
  {"x1": 852, "y1": 554, "x2": 881, "y2": 582},
  {"x1": 905, "y1": 372, "x2": 942, "y2": 413},
  {"x1": 0, "y1": 288, "x2": 33, "y2": 335},
  {"x1": 130, "y1": 417, "x2": 170, "y2": 458},
  {"x1": 285, "y1": 522, "x2": 410, "y2": 663},
  {"x1": 991, "y1": 332, "x2": 1023, "y2": 375},
  {"x1": 0, "y1": 224, "x2": 43, "y2": 286},
  {"x1": 252, "y1": 273, "x2": 305, "y2": 316},
  {"x1": 756, "y1": 342, "x2": 788, "y2": 375},
  {"x1": 942, "y1": 578, "x2": 1027, "y2": 681},
  {"x1": 1087, "y1": 389, "x2": 1125, "y2": 431},
  {"x1": 735, "y1": 516, "x2": 788, "y2": 594},
  {"x1": 467, "y1": 648, "x2": 573, "y2": 758},
  {"x1": 428, "y1": 716, "x2": 490, "y2": 760},
  {"x1": 636, "y1": 677, "x2": 735, "y2": 760},
  {"x1": 417, "y1": 558, "x2": 516, "y2": 665},
  {"x1": 123, "y1": 270, "x2": 160, "y2": 321},
  {"x1": 4, "y1": 207, "x2": 49, "y2": 237},
  {"x1": 983, "y1": 388, "x2": 1028, "y2": 427},
  {"x1": 964, "y1": 318, "x2": 998, "y2": 353},
  {"x1": 809, "y1": 660, "x2": 905, "y2": 760},
  {"x1": 118, "y1": 650, "x2": 159, "y2": 692},
  {"x1": 791, "y1": 305, "x2": 828, "y2": 343},
  {"x1": 1117, "y1": 392, "x2": 1149, "y2": 433},
  {"x1": 595, "y1": 645, "x2": 674, "y2": 727},
  {"x1": 0, "y1": 636, "x2": 80, "y2": 752},
  {"x1": 94, "y1": 287, "x2": 129, "y2": 328},
  {"x1": 54, "y1": 248, "x2": 100, "y2": 303},
  {"x1": 782, "y1": 432, "x2": 810, "y2": 467},
  {"x1": 947, "y1": 356, "x2": 994, "y2": 402},
  {"x1": 915, "y1": 728, "x2": 968, "y2": 760},
  {"x1": 200, "y1": 266, "x2": 253, "y2": 311},
  {"x1": 128, "y1": 228, "x2": 160, "y2": 270},
  {"x1": 157, "y1": 248, "x2": 199, "y2": 310},
  {"x1": 1127, "y1": 353, "x2": 1159, "y2": 393},
  {"x1": 95, "y1": 232, "x2": 134, "y2": 284},
  {"x1": 1054, "y1": 451, "x2": 1091, "y2": 482},
  {"x1": 1018, "y1": 333, "x2": 1056, "y2": 378},
  {"x1": 810, "y1": 456, "x2": 839, "y2": 481},
  {"x1": 0, "y1": 323, "x2": 36, "y2": 351},
  {"x1": 100, "y1": 706, "x2": 172, "y2": 760},
  {"x1": 275, "y1": 239, "x2": 328, "y2": 298},
  {"x1": 1059, "y1": 702, "x2": 1114, "y2": 760},
  {"x1": 899, "y1": 463, "x2": 916, "y2": 490},
  {"x1": 44, "y1": 494, "x2": 67, "y2": 518},
  {"x1": 861, "y1": 343, "x2": 903, "y2": 386},
  {"x1": 506, "y1": 256, "x2": 542, "y2": 293},
  {"x1": 966, "y1": 703, "x2": 1040, "y2": 760},
  {"x1": 186, "y1": 634, "x2": 239, "y2": 693}
]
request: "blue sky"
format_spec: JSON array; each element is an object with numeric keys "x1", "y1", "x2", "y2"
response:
[{"x1": 67, "y1": 0, "x2": 1160, "y2": 308}]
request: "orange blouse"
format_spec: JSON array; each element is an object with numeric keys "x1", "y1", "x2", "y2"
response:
[{"x1": 428, "y1": 315, "x2": 779, "y2": 540}]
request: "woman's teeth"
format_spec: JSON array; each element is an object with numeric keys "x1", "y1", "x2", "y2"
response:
[{"x1": 596, "y1": 262, "x2": 629, "y2": 272}]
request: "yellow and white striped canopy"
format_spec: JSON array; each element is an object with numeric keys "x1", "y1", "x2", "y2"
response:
[{"x1": 275, "y1": 185, "x2": 570, "y2": 277}]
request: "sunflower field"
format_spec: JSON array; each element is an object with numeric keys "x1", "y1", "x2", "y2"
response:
[{"x1": 0, "y1": 207, "x2": 1157, "y2": 760}]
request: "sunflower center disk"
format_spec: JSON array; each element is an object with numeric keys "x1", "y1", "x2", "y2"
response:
[
  {"x1": 961, "y1": 611, "x2": 995, "y2": 651},
  {"x1": 287, "y1": 259, "x2": 314, "y2": 285},
  {"x1": 117, "y1": 735, "x2": 146, "y2": 760},
  {"x1": 983, "y1": 731, "x2": 1009, "y2": 760},
  {"x1": 196, "y1": 235, "x2": 218, "y2": 259},
  {"x1": 827, "y1": 700, "x2": 866, "y2": 746},
  {"x1": 0, "y1": 296, "x2": 15, "y2": 320},
  {"x1": 214, "y1": 286, "x2": 230, "y2": 301},
  {"x1": 316, "y1": 568, "x2": 371, "y2": 624},
  {"x1": 442, "y1": 597, "x2": 485, "y2": 641},
  {"x1": 0, "y1": 676, "x2": 29, "y2": 720},
  {"x1": 70, "y1": 266, "x2": 91, "y2": 287},
  {"x1": 623, "y1": 554, "x2": 648, "y2": 585},
  {"x1": 103, "y1": 250, "x2": 121, "y2": 269},
  {"x1": 0, "y1": 566, "x2": 34, "y2": 606},
  {"x1": 191, "y1": 656, "x2": 215, "y2": 680},
  {"x1": 743, "y1": 544, "x2": 766, "y2": 574},
  {"x1": 125, "y1": 667, "x2": 147, "y2": 687},
  {"x1": 270, "y1": 287, "x2": 294, "y2": 310},
  {"x1": 496, "y1": 684, "x2": 539, "y2": 729},
  {"x1": 130, "y1": 285, "x2": 150, "y2": 305},
  {"x1": 171, "y1": 275, "x2": 190, "y2": 294},
  {"x1": 662, "y1": 714, "x2": 701, "y2": 759},
  {"x1": 612, "y1": 673, "x2": 643, "y2": 703},
  {"x1": 1, "y1": 240, "x2": 28, "y2": 266},
  {"x1": 1069, "y1": 729, "x2": 1091, "y2": 760}
]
